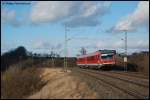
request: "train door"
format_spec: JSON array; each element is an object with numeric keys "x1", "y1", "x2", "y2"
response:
[{"x1": 96, "y1": 54, "x2": 101, "y2": 69}]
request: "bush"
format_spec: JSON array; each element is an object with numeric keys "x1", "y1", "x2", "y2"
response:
[
  {"x1": 115, "y1": 53, "x2": 149, "y2": 74},
  {"x1": 1, "y1": 65, "x2": 45, "y2": 99}
]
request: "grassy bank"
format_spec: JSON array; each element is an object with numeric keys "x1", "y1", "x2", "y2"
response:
[{"x1": 1, "y1": 60, "x2": 45, "y2": 99}]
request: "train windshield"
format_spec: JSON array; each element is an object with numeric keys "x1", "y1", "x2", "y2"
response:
[{"x1": 101, "y1": 54, "x2": 113, "y2": 60}]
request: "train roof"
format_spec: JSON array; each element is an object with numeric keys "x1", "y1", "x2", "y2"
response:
[
  {"x1": 77, "y1": 52, "x2": 99, "y2": 58},
  {"x1": 77, "y1": 50, "x2": 116, "y2": 58},
  {"x1": 98, "y1": 50, "x2": 116, "y2": 54}
]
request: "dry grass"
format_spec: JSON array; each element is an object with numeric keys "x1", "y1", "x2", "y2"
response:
[
  {"x1": 28, "y1": 68, "x2": 97, "y2": 99},
  {"x1": 115, "y1": 53, "x2": 149, "y2": 75},
  {"x1": 128, "y1": 53, "x2": 149, "y2": 75},
  {"x1": 1, "y1": 61, "x2": 45, "y2": 99}
]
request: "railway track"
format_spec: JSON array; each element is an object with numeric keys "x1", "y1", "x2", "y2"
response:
[
  {"x1": 110, "y1": 72, "x2": 149, "y2": 79},
  {"x1": 85, "y1": 69, "x2": 149, "y2": 87},
  {"x1": 114, "y1": 61, "x2": 148, "y2": 79},
  {"x1": 74, "y1": 68, "x2": 149, "y2": 99},
  {"x1": 110, "y1": 71, "x2": 149, "y2": 79}
]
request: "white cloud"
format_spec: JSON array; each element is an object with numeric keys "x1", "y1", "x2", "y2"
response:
[
  {"x1": 1, "y1": 42, "x2": 20, "y2": 55},
  {"x1": 31, "y1": 1, "x2": 79, "y2": 24},
  {"x1": 95, "y1": 38, "x2": 149, "y2": 50},
  {"x1": 33, "y1": 41, "x2": 62, "y2": 50},
  {"x1": 107, "y1": 1, "x2": 149, "y2": 33},
  {"x1": 64, "y1": 1, "x2": 111, "y2": 27},
  {"x1": 30, "y1": 1, "x2": 111, "y2": 27},
  {"x1": 81, "y1": 36, "x2": 149, "y2": 55},
  {"x1": 1, "y1": 9, "x2": 22, "y2": 27},
  {"x1": 129, "y1": 40, "x2": 149, "y2": 49},
  {"x1": 1, "y1": 43, "x2": 12, "y2": 54},
  {"x1": 1, "y1": 9, "x2": 15, "y2": 23},
  {"x1": 33, "y1": 41, "x2": 51, "y2": 49}
]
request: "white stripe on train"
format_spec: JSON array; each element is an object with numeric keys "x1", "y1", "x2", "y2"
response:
[
  {"x1": 77, "y1": 63, "x2": 115, "y2": 66},
  {"x1": 77, "y1": 64, "x2": 102, "y2": 66}
]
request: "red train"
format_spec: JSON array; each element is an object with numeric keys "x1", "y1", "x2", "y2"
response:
[{"x1": 77, "y1": 50, "x2": 116, "y2": 69}]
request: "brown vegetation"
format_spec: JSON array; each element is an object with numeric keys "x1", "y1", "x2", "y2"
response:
[
  {"x1": 115, "y1": 52, "x2": 149, "y2": 75},
  {"x1": 128, "y1": 53, "x2": 149, "y2": 75},
  {"x1": 1, "y1": 60, "x2": 45, "y2": 99},
  {"x1": 1, "y1": 46, "x2": 148, "y2": 99},
  {"x1": 1, "y1": 56, "x2": 76, "y2": 99}
]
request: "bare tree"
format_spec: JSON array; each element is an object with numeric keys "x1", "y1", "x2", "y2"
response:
[{"x1": 80, "y1": 47, "x2": 87, "y2": 55}]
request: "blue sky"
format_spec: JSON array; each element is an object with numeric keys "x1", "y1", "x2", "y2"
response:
[{"x1": 1, "y1": 1, "x2": 149, "y2": 57}]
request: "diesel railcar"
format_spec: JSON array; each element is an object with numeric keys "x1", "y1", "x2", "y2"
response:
[{"x1": 77, "y1": 50, "x2": 116, "y2": 69}]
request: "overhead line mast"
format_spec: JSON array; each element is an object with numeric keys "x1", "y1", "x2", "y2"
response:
[
  {"x1": 123, "y1": 30, "x2": 128, "y2": 71},
  {"x1": 64, "y1": 24, "x2": 68, "y2": 72},
  {"x1": 125, "y1": 30, "x2": 127, "y2": 71}
]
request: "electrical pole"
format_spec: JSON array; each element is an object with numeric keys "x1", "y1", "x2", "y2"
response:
[
  {"x1": 124, "y1": 30, "x2": 127, "y2": 71},
  {"x1": 51, "y1": 47, "x2": 55, "y2": 67},
  {"x1": 64, "y1": 24, "x2": 68, "y2": 72}
]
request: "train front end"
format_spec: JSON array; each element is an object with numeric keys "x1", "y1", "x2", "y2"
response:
[{"x1": 99, "y1": 50, "x2": 116, "y2": 66}]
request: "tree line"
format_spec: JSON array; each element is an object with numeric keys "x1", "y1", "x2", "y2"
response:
[{"x1": 1, "y1": 46, "x2": 60, "y2": 71}]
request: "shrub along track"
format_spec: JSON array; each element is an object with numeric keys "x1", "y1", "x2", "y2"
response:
[{"x1": 71, "y1": 67, "x2": 149, "y2": 99}]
